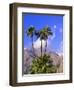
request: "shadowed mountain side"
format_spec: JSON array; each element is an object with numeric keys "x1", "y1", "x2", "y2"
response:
[{"x1": 23, "y1": 48, "x2": 63, "y2": 74}]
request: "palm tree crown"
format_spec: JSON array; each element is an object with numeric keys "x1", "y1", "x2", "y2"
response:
[{"x1": 27, "y1": 25, "x2": 35, "y2": 37}]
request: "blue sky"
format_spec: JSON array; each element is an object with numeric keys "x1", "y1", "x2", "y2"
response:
[{"x1": 23, "y1": 13, "x2": 63, "y2": 53}]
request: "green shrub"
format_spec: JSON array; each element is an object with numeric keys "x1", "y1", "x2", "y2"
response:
[{"x1": 30, "y1": 54, "x2": 57, "y2": 74}]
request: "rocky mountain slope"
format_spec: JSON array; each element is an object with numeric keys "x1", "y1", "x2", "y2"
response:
[{"x1": 23, "y1": 48, "x2": 63, "y2": 74}]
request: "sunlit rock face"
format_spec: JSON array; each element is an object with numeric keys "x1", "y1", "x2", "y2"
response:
[{"x1": 23, "y1": 48, "x2": 63, "y2": 74}]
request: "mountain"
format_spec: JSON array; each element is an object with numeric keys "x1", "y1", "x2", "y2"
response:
[{"x1": 23, "y1": 48, "x2": 63, "y2": 74}]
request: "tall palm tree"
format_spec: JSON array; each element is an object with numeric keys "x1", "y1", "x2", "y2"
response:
[
  {"x1": 43, "y1": 26, "x2": 53, "y2": 54},
  {"x1": 39, "y1": 29, "x2": 45, "y2": 57},
  {"x1": 27, "y1": 26, "x2": 35, "y2": 54},
  {"x1": 35, "y1": 29, "x2": 46, "y2": 57},
  {"x1": 35, "y1": 26, "x2": 53, "y2": 57}
]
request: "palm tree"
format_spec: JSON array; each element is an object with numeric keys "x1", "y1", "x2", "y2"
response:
[
  {"x1": 27, "y1": 25, "x2": 35, "y2": 54},
  {"x1": 43, "y1": 26, "x2": 53, "y2": 54},
  {"x1": 39, "y1": 29, "x2": 45, "y2": 57},
  {"x1": 35, "y1": 26, "x2": 53, "y2": 57},
  {"x1": 35, "y1": 29, "x2": 46, "y2": 57}
]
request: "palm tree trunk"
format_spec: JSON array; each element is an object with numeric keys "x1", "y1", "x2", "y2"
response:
[
  {"x1": 45, "y1": 40, "x2": 47, "y2": 55},
  {"x1": 32, "y1": 37, "x2": 34, "y2": 54},
  {"x1": 41, "y1": 40, "x2": 42, "y2": 57}
]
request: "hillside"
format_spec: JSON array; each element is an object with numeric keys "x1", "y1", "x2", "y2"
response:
[{"x1": 23, "y1": 48, "x2": 63, "y2": 74}]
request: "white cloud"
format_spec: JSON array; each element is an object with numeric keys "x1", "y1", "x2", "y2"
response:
[
  {"x1": 57, "y1": 41, "x2": 63, "y2": 55},
  {"x1": 53, "y1": 25, "x2": 56, "y2": 29},
  {"x1": 34, "y1": 38, "x2": 51, "y2": 49},
  {"x1": 50, "y1": 32, "x2": 56, "y2": 40},
  {"x1": 24, "y1": 48, "x2": 27, "y2": 50},
  {"x1": 34, "y1": 38, "x2": 46, "y2": 49},
  {"x1": 50, "y1": 25, "x2": 57, "y2": 40}
]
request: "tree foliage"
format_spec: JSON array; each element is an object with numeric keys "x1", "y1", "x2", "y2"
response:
[{"x1": 30, "y1": 54, "x2": 57, "y2": 74}]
